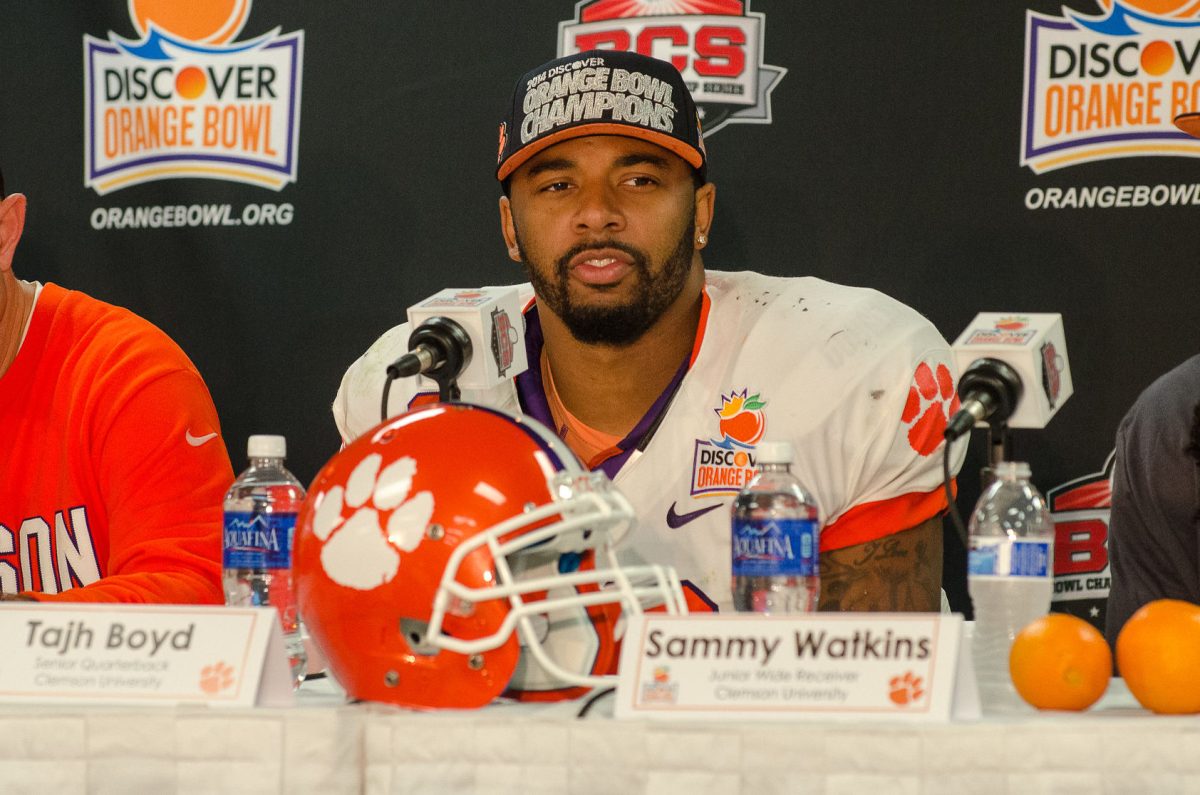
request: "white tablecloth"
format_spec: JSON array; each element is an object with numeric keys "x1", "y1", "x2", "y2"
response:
[{"x1": 2, "y1": 678, "x2": 1197, "y2": 795}]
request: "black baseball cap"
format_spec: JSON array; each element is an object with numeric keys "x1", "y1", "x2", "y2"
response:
[{"x1": 496, "y1": 49, "x2": 707, "y2": 182}]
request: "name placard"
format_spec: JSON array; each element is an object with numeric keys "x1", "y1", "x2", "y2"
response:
[
  {"x1": 0, "y1": 603, "x2": 294, "y2": 707},
  {"x1": 614, "y1": 613, "x2": 978, "y2": 722}
]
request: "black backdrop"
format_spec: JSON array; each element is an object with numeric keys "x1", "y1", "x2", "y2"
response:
[{"x1": 4, "y1": 1, "x2": 1197, "y2": 616}]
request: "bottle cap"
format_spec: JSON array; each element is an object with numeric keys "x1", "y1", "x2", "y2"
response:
[
  {"x1": 247, "y1": 435, "x2": 286, "y2": 459},
  {"x1": 755, "y1": 441, "x2": 794, "y2": 465},
  {"x1": 992, "y1": 461, "x2": 1031, "y2": 480}
]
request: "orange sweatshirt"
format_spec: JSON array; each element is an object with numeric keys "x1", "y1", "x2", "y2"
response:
[{"x1": 0, "y1": 283, "x2": 232, "y2": 603}]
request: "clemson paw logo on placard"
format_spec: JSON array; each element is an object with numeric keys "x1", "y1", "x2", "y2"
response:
[
  {"x1": 309, "y1": 453, "x2": 434, "y2": 590},
  {"x1": 199, "y1": 660, "x2": 235, "y2": 694},
  {"x1": 901, "y1": 361, "x2": 959, "y2": 457},
  {"x1": 888, "y1": 671, "x2": 925, "y2": 706}
]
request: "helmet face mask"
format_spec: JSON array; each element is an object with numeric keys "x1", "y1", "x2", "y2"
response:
[{"x1": 296, "y1": 403, "x2": 686, "y2": 709}]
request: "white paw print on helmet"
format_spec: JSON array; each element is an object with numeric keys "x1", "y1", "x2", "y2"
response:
[{"x1": 308, "y1": 453, "x2": 435, "y2": 590}]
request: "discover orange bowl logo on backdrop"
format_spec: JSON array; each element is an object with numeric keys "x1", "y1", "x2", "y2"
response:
[
  {"x1": 83, "y1": 0, "x2": 303, "y2": 195},
  {"x1": 1022, "y1": 0, "x2": 1200, "y2": 173}
]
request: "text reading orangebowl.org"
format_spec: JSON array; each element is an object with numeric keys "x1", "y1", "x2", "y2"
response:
[
  {"x1": 90, "y1": 203, "x2": 295, "y2": 230},
  {"x1": 1025, "y1": 182, "x2": 1200, "y2": 210}
]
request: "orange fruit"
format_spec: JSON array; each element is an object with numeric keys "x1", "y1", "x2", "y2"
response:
[
  {"x1": 1116, "y1": 599, "x2": 1200, "y2": 714},
  {"x1": 1009, "y1": 613, "x2": 1112, "y2": 711}
]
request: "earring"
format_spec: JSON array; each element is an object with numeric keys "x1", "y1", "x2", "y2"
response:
[{"x1": 696, "y1": 234, "x2": 707, "y2": 246}]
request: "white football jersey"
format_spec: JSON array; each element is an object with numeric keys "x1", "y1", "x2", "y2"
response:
[{"x1": 335, "y1": 271, "x2": 967, "y2": 611}]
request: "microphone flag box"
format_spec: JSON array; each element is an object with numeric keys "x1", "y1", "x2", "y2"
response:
[
  {"x1": 952, "y1": 312, "x2": 1073, "y2": 429},
  {"x1": 407, "y1": 287, "x2": 528, "y2": 391}
]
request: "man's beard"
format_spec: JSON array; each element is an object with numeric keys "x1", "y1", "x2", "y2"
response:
[{"x1": 516, "y1": 218, "x2": 696, "y2": 347}]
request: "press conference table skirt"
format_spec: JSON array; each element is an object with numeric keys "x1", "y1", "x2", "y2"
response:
[{"x1": 0, "y1": 677, "x2": 1190, "y2": 794}]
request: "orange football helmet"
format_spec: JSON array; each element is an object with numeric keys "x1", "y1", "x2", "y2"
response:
[{"x1": 295, "y1": 403, "x2": 687, "y2": 709}]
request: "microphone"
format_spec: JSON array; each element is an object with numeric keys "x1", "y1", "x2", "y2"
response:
[
  {"x1": 943, "y1": 358, "x2": 1023, "y2": 441},
  {"x1": 385, "y1": 316, "x2": 473, "y2": 381},
  {"x1": 384, "y1": 286, "x2": 528, "y2": 398},
  {"x1": 944, "y1": 313, "x2": 1073, "y2": 441}
]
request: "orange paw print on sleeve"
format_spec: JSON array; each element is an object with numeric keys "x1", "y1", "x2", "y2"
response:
[
  {"x1": 199, "y1": 661, "x2": 236, "y2": 694},
  {"x1": 900, "y1": 361, "x2": 960, "y2": 457},
  {"x1": 888, "y1": 670, "x2": 925, "y2": 706}
]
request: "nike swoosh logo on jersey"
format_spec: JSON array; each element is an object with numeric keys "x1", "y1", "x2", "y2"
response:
[
  {"x1": 185, "y1": 430, "x2": 218, "y2": 447},
  {"x1": 666, "y1": 501, "x2": 724, "y2": 529}
]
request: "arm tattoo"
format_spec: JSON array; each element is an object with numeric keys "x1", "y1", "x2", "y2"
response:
[{"x1": 818, "y1": 517, "x2": 942, "y2": 612}]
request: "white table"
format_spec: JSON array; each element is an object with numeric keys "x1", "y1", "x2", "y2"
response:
[{"x1": 1, "y1": 678, "x2": 1196, "y2": 794}]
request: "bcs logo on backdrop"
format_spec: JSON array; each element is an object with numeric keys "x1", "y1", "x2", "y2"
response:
[
  {"x1": 1023, "y1": 0, "x2": 1200, "y2": 173},
  {"x1": 557, "y1": 0, "x2": 785, "y2": 136},
  {"x1": 84, "y1": 0, "x2": 303, "y2": 195},
  {"x1": 1046, "y1": 453, "x2": 1114, "y2": 634}
]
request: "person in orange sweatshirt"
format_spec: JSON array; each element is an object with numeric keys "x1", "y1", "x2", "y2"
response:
[{"x1": 0, "y1": 167, "x2": 232, "y2": 603}]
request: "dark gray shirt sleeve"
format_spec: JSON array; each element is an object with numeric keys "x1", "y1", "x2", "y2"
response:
[{"x1": 1104, "y1": 354, "x2": 1200, "y2": 647}]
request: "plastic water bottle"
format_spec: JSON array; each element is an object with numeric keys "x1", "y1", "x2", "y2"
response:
[
  {"x1": 967, "y1": 461, "x2": 1055, "y2": 712},
  {"x1": 731, "y1": 441, "x2": 821, "y2": 613},
  {"x1": 223, "y1": 435, "x2": 307, "y2": 689}
]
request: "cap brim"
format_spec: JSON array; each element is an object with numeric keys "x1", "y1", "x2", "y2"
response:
[
  {"x1": 496, "y1": 123, "x2": 704, "y2": 181},
  {"x1": 1175, "y1": 113, "x2": 1200, "y2": 139}
]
